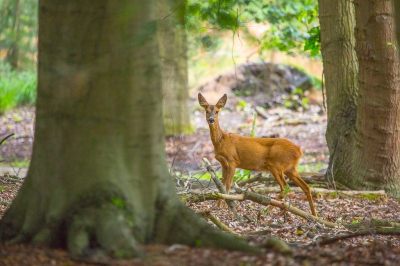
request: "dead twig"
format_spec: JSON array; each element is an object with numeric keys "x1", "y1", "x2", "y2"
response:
[{"x1": 0, "y1": 133, "x2": 14, "y2": 146}]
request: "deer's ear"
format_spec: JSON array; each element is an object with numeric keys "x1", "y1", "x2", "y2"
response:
[
  {"x1": 216, "y1": 94, "x2": 227, "y2": 108},
  {"x1": 198, "y1": 93, "x2": 209, "y2": 108}
]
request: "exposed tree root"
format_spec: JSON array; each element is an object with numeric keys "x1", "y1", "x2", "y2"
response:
[
  {"x1": 67, "y1": 205, "x2": 144, "y2": 258},
  {"x1": 197, "y1": 211, "x2": 233, "y2": 233},
  {"x1": 158, "y1": 201, "x2": 261, "y2": 254},
  {"x1": 263, "y1": 237, "x2": 292, "y2": 256}
]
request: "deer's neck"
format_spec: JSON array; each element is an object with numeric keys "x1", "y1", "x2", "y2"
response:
[{"x1": 209, "y1": 122, "x2": 226, "y2": 146}]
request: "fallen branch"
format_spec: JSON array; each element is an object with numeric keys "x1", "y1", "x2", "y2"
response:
[
  {"x1": 344, "y1": 219, "x2": 400, "y2": 230},
  {"x1": 197, "y1": 211, "x2": 233, "y2": 233},
  {"x1": 237, "y1": 172, "x2": 328, "y2": 188},
  {"x1": 316, "y1": 228, "x2": 400, "y2": 246},
  {"x1": 188, "y1": 188, "x2": 337, "y2": 228},
  {"x1": 253, "y1": 186, "x2": 386, "y2": 201},
  {"x1": 202, "y1": 158, "x2": 242, "y2": 222},
  {"x1": 235, "y1": 187, "x2": 337, "y2": 228}
]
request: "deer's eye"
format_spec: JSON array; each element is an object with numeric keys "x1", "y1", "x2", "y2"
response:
[{"x1": 216, "y1": 111, "x2": 219, "y2": 114}]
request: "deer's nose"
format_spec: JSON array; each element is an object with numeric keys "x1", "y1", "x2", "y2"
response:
[{"x1": 208, "y1": 117, "x2": 215, "y2": 124}]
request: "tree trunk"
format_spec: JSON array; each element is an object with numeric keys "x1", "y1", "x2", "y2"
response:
[
  {"x1": 320, "y1": 0, "x2": 400, "y2": 196},
  {"x1": 4, "y1": 0, "x2": 21, "y2": 70},
  {"x1": 157, "y1": 0, "x2": 193, "y2": 135},
  {"x1": 395, "y1": 0, "x2": 400, "y2": 49},
  {"x1": 0, "y1": 0, "x2": 257, "y2": 257},
  {"x1": 318, "y1": 0, "x2": 358, "y2": 182},
  {"x1": 352, "y1": 0, "x2": 400, "y2": 195}
]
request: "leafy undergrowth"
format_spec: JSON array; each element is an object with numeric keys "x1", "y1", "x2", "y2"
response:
[{"x1": 1, "y1": 176, "x2": 400, "y2": 265}]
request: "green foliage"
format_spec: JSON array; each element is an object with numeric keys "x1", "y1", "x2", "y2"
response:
[
  {"x1": 282, "y1": 184, "x2": 291, "y2": 197},
  {"x1": 304, "y1": 26, "x2": 321, "y2": 56},
  {"x1": 186, "y1": 0, "x2": 320, "y2": 56},
  {"x1": 234, "y1": 90, "x2": 251, "y2": 97},
  {"x1": 282, "y1": 88, "x2": 309, "y2": 110},
  {"x1": 234, "y1": 169, "x2": 251, "y2": 182},
  {"x1": 9, "y1": 159, "x2": 30, "y2": 168},
  {"x1": 0, "y1": 70, "x2": 37, "y2": 113}
]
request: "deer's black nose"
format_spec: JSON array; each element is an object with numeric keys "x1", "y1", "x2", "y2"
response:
[{"x1": 208, "y1": 117, "x2": 215, "y2": 124}]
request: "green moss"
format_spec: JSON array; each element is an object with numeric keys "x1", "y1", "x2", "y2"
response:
[
  {"x1": 111, "y1": 197, "x2": 126, "y2": 209},
  {"x1": 359, "y1": 193, "x2": 387, "y2": 201}
]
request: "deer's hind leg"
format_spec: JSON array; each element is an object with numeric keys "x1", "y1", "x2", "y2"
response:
[
  {"x1": 284, "y1": 168, "x2": 317, "y2": 217},
  {"x1": 269, "y1": 168, "x2": 287, "y2": 195}
]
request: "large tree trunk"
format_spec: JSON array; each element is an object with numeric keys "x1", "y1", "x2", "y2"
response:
[
  {"x1": 0, "y1": 0, "x2": 256, "y2": 257},
  {"x1": 157, "y1": 0, "x2": 193, "y2": 135},
  {"x1": 321, "y1": 0, "x2": 400, "y2": 196},
  {"x1": 396, "y1": 1, "x2": 400, "y2": 46},
  {"x1": 318, "y1": 0, "x2": 358, "y2": 182},
  {"x1": 352, "y1": 0, "x2": 400, "y2": 194}
]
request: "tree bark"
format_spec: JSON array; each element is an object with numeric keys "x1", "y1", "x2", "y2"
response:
[
  {"x1": 352, "y1": 0, "x2": 400, "y2": 195},
  {"x1": 320, "y1": 0, "x2": 400, "y2": 196},
  {"x1": 0, "y1": 0, "x2": 258, "y2": 258},
  {"x1": 157, "y1": 0, "x2": 193, "y2": 135},
  {"x1": 318, "y1": 0, "x2": 358, "y2": 185},
  {"x1": 395, "y1": 1, "x2": 400, "y2": 49}
]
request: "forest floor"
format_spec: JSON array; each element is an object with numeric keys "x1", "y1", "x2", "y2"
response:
[{"x1": 1, "y1": 93, "x2": 400, "y2": 265}]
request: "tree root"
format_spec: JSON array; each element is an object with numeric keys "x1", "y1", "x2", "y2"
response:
[
  {"x1": 67, "y1": 205, "x2": 144, "y2": 258},
  {"x1": 263, "y1": 237, "x2": 292, "y2": 256},
  {"x1": 197, "y1": 211, "x2": 233, "y2": 233}
]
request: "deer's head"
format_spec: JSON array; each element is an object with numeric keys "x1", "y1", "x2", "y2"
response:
[{"x1": 198, "y1": 93, "x2": 227, "y2": 125}]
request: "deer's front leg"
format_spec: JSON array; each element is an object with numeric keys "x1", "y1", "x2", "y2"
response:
[
  {"x1": 225, "y1": 164, "x2": 236, "y2": 195},
  {"x1": 217, "y1": 164, "x2": 236, "y2": 208},
  {"x1": 217, "y1": 164, "x2": 228, "y2": 208}
]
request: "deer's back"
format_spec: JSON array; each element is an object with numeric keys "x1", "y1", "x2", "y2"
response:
[{"x1": 215, "y1": 133, "x2": 302, "y2": 172}]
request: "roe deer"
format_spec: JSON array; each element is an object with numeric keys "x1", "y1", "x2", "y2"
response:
[{"x1": 198, "y1": 93, "x2": 317, "y2": 217}]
